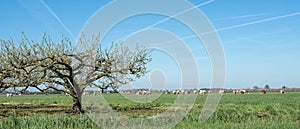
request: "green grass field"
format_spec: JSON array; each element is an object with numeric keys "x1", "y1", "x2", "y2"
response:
[{"x1": 0, "y1": 92, "x2": 299, "y2": 129}]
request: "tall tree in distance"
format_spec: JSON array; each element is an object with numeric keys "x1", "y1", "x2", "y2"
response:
[
  {"x1": 0, "y1": 34, "x2": 151, "y2": 113},
  {"x1": 253, "y1": 85, "x2": 260, "y2": 89},
  {"x1": 264, "y1": 84, "x2": 270, "y2": 89}
]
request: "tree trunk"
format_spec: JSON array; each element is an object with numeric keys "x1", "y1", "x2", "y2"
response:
[
  {"x1": 101, "y1": 88, "x2": 104, "y2": 94},
  {"x1": 71, "y1": 89, "x2": 84, "y2": 114},
  {"x1": 72, "y1": 96, "x2": 83, "y2": 114}
]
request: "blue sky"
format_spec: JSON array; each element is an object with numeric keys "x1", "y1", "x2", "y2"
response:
[{"x1": 1, "y1": 0, "x2": 300, "y2": 89}]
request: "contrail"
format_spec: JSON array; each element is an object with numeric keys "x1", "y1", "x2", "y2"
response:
[
  {"x1": 215, "y1": 11, "x2": 300, "y2": 33},
  {"x1": 154, "y1": 11, "x2": 300, "y2": 45},
  {"x1": 40, "y1": 0, "x2": 76, "y2": 41},
  {"x1": 225, "y1": 29, "x2": 291, "y2": 45},
  {"x1": 214, "y1": 13, "x2": 266, "y2": 21},
  {"x1": 145, "y1": 0, "x2": 215, "y2": 29},
  {"x1": 39, "y1": 0, "x2": 214, "y2": 42},
  {"x1": 114, "y1": 0, "x2": 215, "y2": 44}
]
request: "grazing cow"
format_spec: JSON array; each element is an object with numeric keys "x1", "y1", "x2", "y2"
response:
[
  {"x1": 83, "y1": 92, "x2": 89, "y2": 96},
  {"x1": 143, "y1": 90, "x2": 151, "y2": 95},
  {"x1": 165, "y1": 90, "x2": 171, "y2": 94},
  {"x1": 199, "y1": 90, "x2": 207, "y2": 94},
  {"x1": 233, "y1": 90, "x2": 238, "y2": 94},
  {"x1": 240, "y1": 90, "x2": 244, "y2": 94},
  {"x1": 219, "y1": 90, "x2": 225, "y2": 94},
  {"x1": 185, "y1": 90, "x2": 191, "y2": 94},
  {"x1": 181, "y1": 90, "x2": 185, "y2": 94},
  {"x1": 173, "y1": 90, "x2": 178, "y2": 94},
  {"x1": 181, "y1": 90, "x2": 191, "y2": 94},
  {"x1": 239, "y1": 90, "x2": 246, "y2": 94},
  {"x1": 233, "y1": 90, "x2": 249, "y2": 94},
  {"x1": 136, "y1": 90, "x2": 151, "y2": 95},
  {"x1": 280, "y1": 89, "x2": 285, "y2": 94},
  {"x1": 136, "y1": 90, "x2": 142, "y2": 95},
  {"x1": 172, "y1": 90, "x2": 180, "y2": 94},
  {"x1": 245, "y1": 90, "x2": 250, "y2": 94},
  {"x1": 260, "y1": 89, "x2": 267, "y2": 94},
  {"x1": 193, "y1": 90, "x2": 198, "y2": 94},
  {"x1": 113, "y1": 89, "x2": 120, "y2": 94},
  {"x1": 6, "y1": 93, "x2": 13, "y2": 97}
]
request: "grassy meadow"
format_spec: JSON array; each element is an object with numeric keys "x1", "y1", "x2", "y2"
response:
[{"x1": 0, "y1": 92, "x2": 299, "y2": 129}]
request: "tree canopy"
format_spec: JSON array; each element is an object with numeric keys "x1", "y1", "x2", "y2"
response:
[
  {"x1": 264, "y1": 84, "x2": 270, "y2": 89},
  {"x1": 0, "y1": 34, "x2": 151, "y2": 113}
]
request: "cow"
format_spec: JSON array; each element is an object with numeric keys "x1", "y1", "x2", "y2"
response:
[
  {"x1": 136, "y1": 90, "x2": 142, "y2": 95},
  {"x1": 245, "y1": 90, "x2": 250, "y2": 94},
  {"x1": 6, "y1": 93, "x2": 13, "y2": 97},
  {"x1": 240, "y1": 90, "x2": 245, "y2": 94},
  {"x1": 199, "y1": 90, "x2": 207, "y2": 94},
  {"x1": 172, "y1": 90, "x2": 180, "y2": 94},
  {"x1": 136, "y1": 90, "x2": 151, "y2": 95},
  {"x1": 180, "y1": 90, "x2": 191, "y2": 94},
  {"x1": 165, "y1": 90, "x2": 171, "y2": 94},
  {"x1": 185, "y1": 90, "x2": 191, "y2": 94},
  {"x1": 219, "y1": 90, "x2": 225, "y2": 94},
  {"x1": 233, "y1": 90, "x2": 237, "y2": 94},
  {"x1": 143, "y1": 90, "x2": 151, "y2": 95},
  {"x1": 260, "y1": 89, "x2": 267, "y2": 94},
  {"x1": 239, "y1": 90, "x2": 247, "y2": 94},
  {"x1": 233, "y1": 90, "x2": 249, "y2": 94},
  {"x1": 83, "y1": 92, "x2": 89, "y2": 96},
  {"x1": 193, "y1": 90, "x2": 198, "y2": 94},
  {"x1": 280, "y1": 89, "x2": 285, "y2": 94}
]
